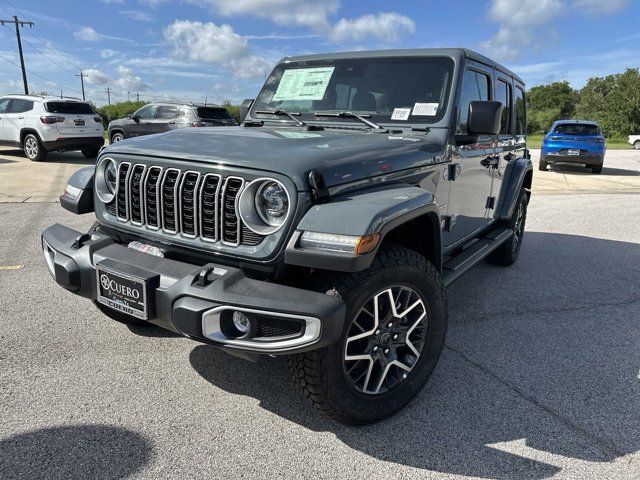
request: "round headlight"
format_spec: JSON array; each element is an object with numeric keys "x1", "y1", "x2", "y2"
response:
[
  {"x1": 95, "y1": 157, "x2": 117, "y2": 204},
  {"x1": 255, "y1": 181, "x2": 288, "y2": 227},
  {"x1": 238, "y1": 178, "x2": 291, "y2": 235}
]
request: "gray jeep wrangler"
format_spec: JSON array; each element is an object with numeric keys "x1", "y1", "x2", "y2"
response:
[{"x1": 42, "y1": 48, "x2": 532, "y2": 425}]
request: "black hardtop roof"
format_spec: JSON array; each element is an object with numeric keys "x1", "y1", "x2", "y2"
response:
[{"x1": 280, "y1": 48, "x2": 524, "y2": 85}]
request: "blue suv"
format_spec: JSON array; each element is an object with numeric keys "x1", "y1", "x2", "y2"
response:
[{"x1": 540, "y1": 120, "x2": 606, "y2": 174}]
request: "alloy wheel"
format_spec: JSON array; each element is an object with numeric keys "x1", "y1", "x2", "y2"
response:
[
  {"x1": 343, "y1": 286, "x2": 428, "y2": 395},
  {"x1": 24, "y1": 136, "x2": 38, "y2": 159},
  {"x1": 512, "y1": 201, "x2": 525, "y2": 251}
]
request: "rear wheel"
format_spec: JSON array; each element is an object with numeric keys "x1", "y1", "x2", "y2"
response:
[
  {"x1": 634, "y1": 140, "x2": 640, "y2": 150},
  {"x1": 111, "y1": 132, "x2": 124, "y2": 143},
  {"x1": 488, "y1": 189, "x2": 528, "y2": 266},
  {"x1": 81, "y1": 147, "x2": 100, "y2": 158},
  {"x1": 23, "y1": 133, "x2": 47, "y2": 162},
  {"x1": 591, "y1": 165, "x2": 602, "y2": 174},
  {"x1": 538, "y1": 158, "x2": 548, "y2": 171},
  {"x1": 290, "y1": 245, "x2": 448, "y2": 425}
]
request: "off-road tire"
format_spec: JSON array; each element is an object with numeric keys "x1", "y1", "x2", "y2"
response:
[
  {"x1": 488, "y1": 189, "x2": 528, "y2": 266},
  {"x1": 538, "y1": 159, "x2": 547, "y2": 171},
  {"x1": 591, "y1": 165, "x2": 602, "y2": 174},
  {"x1": 23, "y1": 133, "x2": 47, "y2": 162},
  {"x1": 110, "y1": 132, "x2": 124, "y2": 144},
  {"x1": 289, "y1": 244, "x2": 448, "y2": 425},
  {"x1": 81, "y1": 147, "x2": 100, "y2": 158}
]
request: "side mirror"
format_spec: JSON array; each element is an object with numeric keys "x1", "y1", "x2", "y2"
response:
[
  {"x1": 132, "y1": 115, "x2": 140, "y2": 123},
  {"x1": 467, "y1": 101, "x2": 503, "y2": 135},
  {"x1": 239, "y1": 98, "x2": 254, "y2": 123}
]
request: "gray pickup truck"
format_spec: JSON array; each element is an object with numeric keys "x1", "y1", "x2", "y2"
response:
[{"x1": 42, "y1": 48, "x2": 532, "y2": 425}]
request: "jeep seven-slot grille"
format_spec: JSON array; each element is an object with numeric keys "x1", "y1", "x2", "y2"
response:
[{"x1": 106, "y1": 165, "x2": 265, "y2": 247}]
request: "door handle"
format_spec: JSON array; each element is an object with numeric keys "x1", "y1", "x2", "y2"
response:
[
  {"x1": 504, "y1": 153, "x2": 515, "y2": 161},
  {"x1": 18, "y1": 116, "x2": 24, "y2": 119},
  {"x1": 168, "y1": 121, "x2": 176, "y2": 125},
  {"x1": 480, "y1": 156, "x2": 499, "y2": 168},
  {"x1": 143, "y1": 122, "x2": 151, "y2": 125}
]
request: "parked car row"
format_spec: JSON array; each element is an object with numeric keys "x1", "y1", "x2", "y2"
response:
[{"x1": 0, "y1": 94, "x2": 236, "y2": 161}]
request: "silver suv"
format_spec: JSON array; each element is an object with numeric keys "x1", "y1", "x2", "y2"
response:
[{"x1": 0, "y1": 94, "x2": 104, "y2": 161}]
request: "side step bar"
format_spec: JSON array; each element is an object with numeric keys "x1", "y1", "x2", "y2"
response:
[{"x1": 442, "y1": 227, "x2": 513, "y2": 287}]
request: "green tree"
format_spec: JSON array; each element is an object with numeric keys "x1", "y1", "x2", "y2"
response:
[
  {"x1": 222, "y1": 100, "x2": 240, "y2": 122},
  {"x1": 526, "y1": 81, "x2": 578, "y2": 133}
]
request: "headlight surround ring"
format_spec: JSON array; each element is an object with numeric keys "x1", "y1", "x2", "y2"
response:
[
  {"x1": 238, "y1": 178, "x2": 291, "y2": 236},
  {"x1": 95, "y1": 156, "x2": 117, "y2": 204}
]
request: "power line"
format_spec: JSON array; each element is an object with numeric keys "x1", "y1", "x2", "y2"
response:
[
  {"x1": 0, "y1": 15, "x2": 33, "y2": 94},
  {"x1": 0, "y1": 52, "x2": 82, "y2": 96}
]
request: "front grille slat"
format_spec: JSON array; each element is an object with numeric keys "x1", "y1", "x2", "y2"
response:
[{"x1": 109, "y1": 163, "x2": 266, "y2": 248}]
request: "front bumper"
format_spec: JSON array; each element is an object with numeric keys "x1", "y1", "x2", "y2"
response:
[
  {"x1": 42, "y1": 136, "x2": 104, "y2": 152},
  {"x1": 41, "y1": 223, "x2": 345, "y2": 355}
]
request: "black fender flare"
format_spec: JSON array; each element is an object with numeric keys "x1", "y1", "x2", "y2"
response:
[
  {"x1": 285, "y1": 183, "x2": 441, "y2": 272},
  {"x1": 59, "y1": 166, "x2": 95, "y2": 214},
  {"x1": 495, "y1": 157, "x2": 533, "y2": 221}
]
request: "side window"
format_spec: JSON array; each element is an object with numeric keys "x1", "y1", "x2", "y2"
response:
[
  {"x1": 495, "y1": 79, "x2": 512, "y2": 134},
  {"x1": 156, "y1": 106, "x2": 179, "y2": 119},
  {"x1": 0, "y1": 98, "x2": 10, "y2": 114},
  {"x1": 7, "y1": 99, "x2": 33, "y2": 113},
  {"x1": 515, "y1": 86, "x2": 525, "y2": 135},
  {"x1": 457, "y1": 69, "x2": 490, "y2": 134},
  {"x1": 135, "y1": 105, "x2": 157, "y2": 119}
]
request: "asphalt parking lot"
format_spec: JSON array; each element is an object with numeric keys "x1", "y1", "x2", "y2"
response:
[{"x1": 1, "y1": 148, "x2": 639, "y2": 479}]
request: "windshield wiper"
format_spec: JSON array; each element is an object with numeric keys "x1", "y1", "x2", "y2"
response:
[
  {"x1": 314, "y1": 111, "x2": 383, "y2": 130},
  {"x1": 256, "y1": 109, "x2": 306, "y2": 127}
]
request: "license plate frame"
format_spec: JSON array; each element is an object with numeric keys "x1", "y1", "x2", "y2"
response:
[
  {"x1": 567, "y1": 149, "x2": 580, "y2": 156},
  {"x1": 74, "y1": 119, "x2": 85, "y2": 126},
  {"x1": 96, "y1": 263, "x2": 149, "y2": 319}
]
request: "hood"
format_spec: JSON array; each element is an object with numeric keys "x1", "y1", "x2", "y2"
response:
[{"x1": 102, "y1": 126, "x2": 446, "y2": 190}]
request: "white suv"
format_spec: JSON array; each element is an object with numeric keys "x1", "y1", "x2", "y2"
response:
[
  {"x1": 0, "y1": 94, "x2": 104, "y2": 161},
  {"x1": 628, "y1": 134, "x2": 640, "y2": 150}
]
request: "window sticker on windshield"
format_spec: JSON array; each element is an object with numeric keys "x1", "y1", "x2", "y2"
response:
[
  {"x1": 273, "y1": 67, "x2": 335, "y2": 101},
  {"x1": 391, "y1": 108, "x2": 411, "y2": 121},
  {"x1": 413, "y1": 103, "x2": 439, "y2": 116}
]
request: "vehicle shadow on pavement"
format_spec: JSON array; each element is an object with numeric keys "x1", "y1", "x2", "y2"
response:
[
  {"x1": 190, "y1": 232, "x2": 640, "y2": 479},
  {"x1": 0, "y1": 424, "x2": 153, "y2": 480},
  {"x1": 0, "y1": 149, "x2": 95, "y2": 165},
  {"x1": 550, "y1": 165, "x2": 640, "y2": 176}
]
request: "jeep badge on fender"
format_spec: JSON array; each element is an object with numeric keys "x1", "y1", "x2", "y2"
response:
[{"x1": 42, "y1": 48, "x2": 532, "y2": 425}]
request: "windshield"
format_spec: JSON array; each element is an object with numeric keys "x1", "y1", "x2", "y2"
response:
[
  {"x1": 252, "y1": 56, "x2": 454, "y2": 125},
  {"x1": 45, "y1": 102, "x2": 94, "y2": 114},
  {"x1": 553, "y1": 123, "x2": 600, "y2": 135},
  {"x1": 196, "y1": 107, "x2": 233, "y2": 120}
]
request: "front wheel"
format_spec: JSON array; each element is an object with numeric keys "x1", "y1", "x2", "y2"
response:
[
  {"x1": 110, "y1": 132, "x2": 124, "y2": 144},
  {"x1": 81, "y1": 147, "x2": 100, "y2": 158},
  {"x1": 23, "y1": 133, "x2": 47, "y2": 162},
  {"x1": 290, "y1": 245, "x2": 448, "y2": 425}
]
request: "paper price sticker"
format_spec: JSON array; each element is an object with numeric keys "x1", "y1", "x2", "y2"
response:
[
  {"x1": 391, "y1": 108, "x2": 411, "y2": 121},
  {"x1": 412, "y1": 103, "x2": 439, "y2": 116}
]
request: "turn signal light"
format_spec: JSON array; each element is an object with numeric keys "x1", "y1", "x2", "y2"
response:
[{"x1": 355, "y1": 234, "x2": 380, "y2": 255}]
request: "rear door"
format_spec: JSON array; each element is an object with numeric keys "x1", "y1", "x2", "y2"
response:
[
  {"x1": 0, "y1": 98, "x2": 11, "y2": 141},
  {"x1": 47, "y1": 101, "x2": 102, "y2": 137},
  {"x1": 4, "y1": 99, "x2": 32, "y2": 144},
  {"x1": 444, "y1": 62, "x2": 495, "y2": 248},
  {"x1": 154, "y1": 105, "x2": 180, "y2": 133}
]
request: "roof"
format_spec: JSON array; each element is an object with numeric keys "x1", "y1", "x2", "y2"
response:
[
  {"x1": 553, "y1": 119, "x2": 599, "y2": 125},
  {"x1": 149, "y1": 100, "x2": 222, "y2": 108},
  {"x1": 280, "y1": 48, "x2": 524, "y2": 85},
  {"x1": 2, "y1": 94, "x2": 85, "y2": 102}
]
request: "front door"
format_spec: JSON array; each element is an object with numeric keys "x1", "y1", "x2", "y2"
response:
[
  {"x1": 129, "y1": 105, "x2": 157, "y2": 137},
  {"x1": 444, "y1": 64, "x2": 495, "y2": 248},
  {"x1": 154, "y1": 105, "x2": 180, "y2": 134}
]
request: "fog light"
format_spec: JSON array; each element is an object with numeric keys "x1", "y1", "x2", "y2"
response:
[{"x1": 233, "y1": 311, "x2": 251, "y2": 333}]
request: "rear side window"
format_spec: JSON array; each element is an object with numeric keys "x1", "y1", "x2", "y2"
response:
[
  {"x1": 45, "y1": 102, "x2": 94, "y2": 114},
  {"x1": 457, "y1": 69, "x2": 490, "y2": 134},
  {"x1": 515, "y1": 87, "x2": 525, "y2": 135},
  {"x1": 8, "y1": 99, "x2": 34, "y2": 113},
  {"x1": 0, "y1": 98, "x2": 10, "y2": 114},
  {"x1": 156, "y1": 105, "x2": 179, "y2": 119},
  {"x1": 495, "y1": 79, "x2": 512, "y2": 134},
  {"x1": 553, "y1": 123, "x2": 600, "y2": 135},
  {"x1": 196, "y1": 107, "x2": 233, "y2": 120}
]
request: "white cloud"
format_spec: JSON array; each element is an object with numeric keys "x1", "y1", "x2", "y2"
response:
[
  {"x1": 100, "y1": 49, "x2": 118, "y2": 59},
  {"x1": 572, "y1": 0, "x2": 629, "y2": 13},
  {"x1": 329, "y1": 12, "x2": 415, "y2": 44},
  {"x1": 114, "y1": 66, "x2": 149, "y2": 91},
  {"x1": 192, "y1": 0, "x2": 339, "y2": 31},
  {"x1": 83, "y1": 68, "x2": 110, "y2": 85},
  {"x1": 226, "y1": 55, "x2": 273, "y2": 79},
  {"x1": 164, "y1": 20, "x2": 248, "y2": 63},
  {"x1": 120, "y1": 10, "x2": 155, "y2": 22},
  {"x1": 74, "y1": 26, "x2": 101, "y2": 42}
]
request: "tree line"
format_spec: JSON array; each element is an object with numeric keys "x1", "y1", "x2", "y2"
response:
[{"x1": 526, "y1": 68, "x2": 640, "y2": 137}]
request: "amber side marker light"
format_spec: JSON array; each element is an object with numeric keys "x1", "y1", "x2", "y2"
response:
[{"x1": 354, "y1": 233, "x2": 380, "y2": 255}]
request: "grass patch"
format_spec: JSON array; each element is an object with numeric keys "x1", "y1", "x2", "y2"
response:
[{"x1": 527, "y1": 134, "x2": 631, "y2": 150}]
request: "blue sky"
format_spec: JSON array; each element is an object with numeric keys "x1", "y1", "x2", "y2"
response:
[{"x1": 0, "y1": 0, "x2": 638, "y2": 106}]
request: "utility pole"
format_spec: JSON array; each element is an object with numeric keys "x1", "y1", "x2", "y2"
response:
[
  {"x1": 136, "y1": 92, "x2": 139, "y2": 102},
  {"x1": 127, "y1": 91, "x2": 130, "y2": 102},
  {"x1": 76, "y1": 72, "x2": 86, "y2": 101},
  {"x1": 105, "y1": 86, "x2": 111, "y2": 105},
  {"x1": 0, "y1": 16, "x2": 34, "y2": 95}
]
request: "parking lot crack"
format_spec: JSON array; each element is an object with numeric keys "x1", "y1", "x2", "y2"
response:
[{"x1": 444, "y1": 344, "x2": 626, "y2": 459}]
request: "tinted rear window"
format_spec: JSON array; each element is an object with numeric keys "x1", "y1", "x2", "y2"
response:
[
  {"x1": 45, "y1": 102, "x2": 95, "y2": 114},
  {"x1": 196, "y1": 107, "x2": 232, "y2": 120},
  {"x1": 553, "y1": 123, "x2": 600, "y2": 135}
]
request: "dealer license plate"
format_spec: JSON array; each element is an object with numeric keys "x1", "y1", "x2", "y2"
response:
[
  {"x1": 96, "y1": 264, "x2": 148, "y2": 319},
  {"x1": 567, "y1": 149, "x2": 580, "y2": 156}
]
